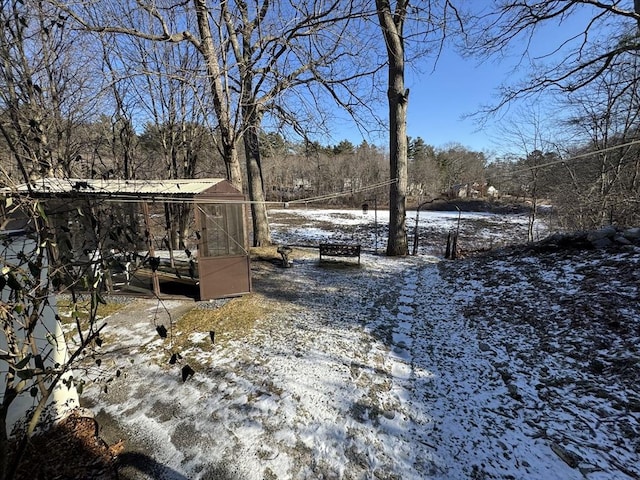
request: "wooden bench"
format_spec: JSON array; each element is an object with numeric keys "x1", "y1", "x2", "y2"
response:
[{"x1": 319, "y1": 243, "x2": 361, "y2": 264}]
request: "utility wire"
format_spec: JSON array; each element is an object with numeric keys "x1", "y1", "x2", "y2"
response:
[
  {"x1": 498, "y1": 138, "x2": 640, "y2": 176},
  {"x1": 286, "y1": 178, "x2": 397, "y2": 205},
  {"x1": 9, "y1": 178, "x2": 399, "y2": 207}
]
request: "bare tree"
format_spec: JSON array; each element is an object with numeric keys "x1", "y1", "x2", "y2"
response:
[
  {"x1": 58, "y1": 0, "x2": 377, "y2": 246},
  {"x1": 192, "y1": 0, "x2": 244, "y2": 189},
  {"x1": 435, "y1": 143, "x2": 487, "y2": 193},
  {"x1": 470, "y1": 1, "x2": 640, "y2": 109},
  {"x1": 375, "y1": 0, "x2": 410, "y2": 255},
  {"x1": 467, "y1": 2, "x2": 640, "y2": 230},
  {"x1": 560, "y1": 55, "x2": 640, "y2": 228},
  {"x1": 115, "y1": 22, "x2": 216, "y2": 247},
  {"x1": 494, "y1": 104, "x2": 562, "y2": 239},
  {"x1": 59, "y1": 0, "x2": 244, "y2": 189},
  {"x1": 0, "y1": 0, "x2": 105, "y2": 183},
  {"x1": 217, "y1": 0, "x2": 381, "y2": 245},
  {"x1": 375, "y1": 0, "x2": 464, "y2": 255},
  {"x1": 99, "y1": 36, "x2": 140, "y2": 181}
]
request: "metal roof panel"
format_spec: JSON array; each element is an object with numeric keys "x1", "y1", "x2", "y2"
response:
[{"x1": 5, "y1": 178, "x2": 229, "y2": 197}]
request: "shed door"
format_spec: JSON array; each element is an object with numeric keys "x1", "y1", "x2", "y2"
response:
[
  {"x1": 198, "y1": 203, "x2": 245, "y2": 257},
  {"x1": 197, "y1": 203, "x2": 251, "y2": 299}
]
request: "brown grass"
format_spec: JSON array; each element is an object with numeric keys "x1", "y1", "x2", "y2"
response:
[
  {"x1": 250, "y1": 245, "x2": 282, "y2": 262},
  {"x1": 250, "y1": 245, "x2": 318, "y2": 262},
  {"x1": 57, "y1": 298, "x2": 125, "y2": 323},
  {"x1": 174, "y1": 293, "x2": 277, "y2": 351}
]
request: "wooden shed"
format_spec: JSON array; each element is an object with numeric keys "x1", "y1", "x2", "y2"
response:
[{"x1": 4, "y1": 178, "x2": 251, "y2": 300}]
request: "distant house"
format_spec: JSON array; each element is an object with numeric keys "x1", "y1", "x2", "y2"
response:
[
  {"x1": 447, "y1": 184, "x2": 469, "y2": 199},
  {"x1": 293, "y1": 178, "x2": 313, "y2": 192},
  {"x1": 343, "y1": 178, "x2": 363, "y2": 191},
  {"x1": 447, "y1": 183, "x2": 498, "y2": 199}
]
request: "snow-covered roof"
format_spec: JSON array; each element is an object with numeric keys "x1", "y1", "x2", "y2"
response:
[{"x1": 2, "y1": 177, "x2": 235, "y2": 200}]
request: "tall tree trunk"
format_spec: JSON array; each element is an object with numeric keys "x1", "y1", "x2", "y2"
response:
[
  {"x1": 222, "y1": 142, "x2": 243, "y2": 190},
  {"x1": 193, "y1": 0, "x2": 242, "y2": 189},
  {"x1": 220, "y1": 0, "x2": 272, "y2": 246},
  {"x1": 243, "y1": 105, "x2": 271, "y2": 246},
  {"x1": 376, "y1": 0, "x2": 409, "y2": 256}
]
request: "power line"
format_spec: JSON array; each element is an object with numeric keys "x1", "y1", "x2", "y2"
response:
[
  {"x1": 286, "y1": 178, "x2": 397, "y2": 205},
  {"x1": 6, "y1": 178, "x2": 398, "y2": 207},
  {"x1": 499, "y1": 138, "x2": 640, "y2": 176}
]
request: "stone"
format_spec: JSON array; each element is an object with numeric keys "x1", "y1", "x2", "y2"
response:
[
  {"x1": 507, "y1": 383, "x2": 522, "y2": 401},
  {"x1": 587, "y1": 225, "x2": 617, "y2": 241},
  {"x1": 613, "y1": 235, "x2": 631, "y2": 245},
  {"x1": 383, "y1": 410, "x2": 396, "y2": 420},
  {"x1": 623, "y1": 227, "x2": 640, "y2": 240},
  {"x1": 550, "y1": 442, "x2": 581, "y2": 468},
  {"x1": 590, "y1": 237, "x2": 613, "y2": 249}
]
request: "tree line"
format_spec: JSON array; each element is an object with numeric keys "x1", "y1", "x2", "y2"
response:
[
  {"x1": 2, "y1": 1, "x2": 639, "y2": 247},
  {"x1": 0, "y1": 113, "x2": 490, "y2": 207}
]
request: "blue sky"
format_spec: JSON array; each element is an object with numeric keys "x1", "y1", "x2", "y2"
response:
[
  {"x1": 404, "y1": 50, "x2": 505, "y2": 153},
  {"x1": 320, "y1": 38, "x2": 525, "y2": 155},
  {"x1": 327, "y1": 46, "x2": 519, "y2": 155},
  {"x1": 325, "y1": 3, "x2": 621, "y2": 157},
  {"x1": 320, "y1": 48, "x2": 507, "y2": 154}
]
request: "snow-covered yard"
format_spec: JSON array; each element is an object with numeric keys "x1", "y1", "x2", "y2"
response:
[{"x1": 81, "y1": 208, "x2": 639, "y2": 479}]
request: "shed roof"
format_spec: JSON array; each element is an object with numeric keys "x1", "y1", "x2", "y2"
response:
[{"x1": 3, "y1": 177, "x2": 239, "y2": 201}]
